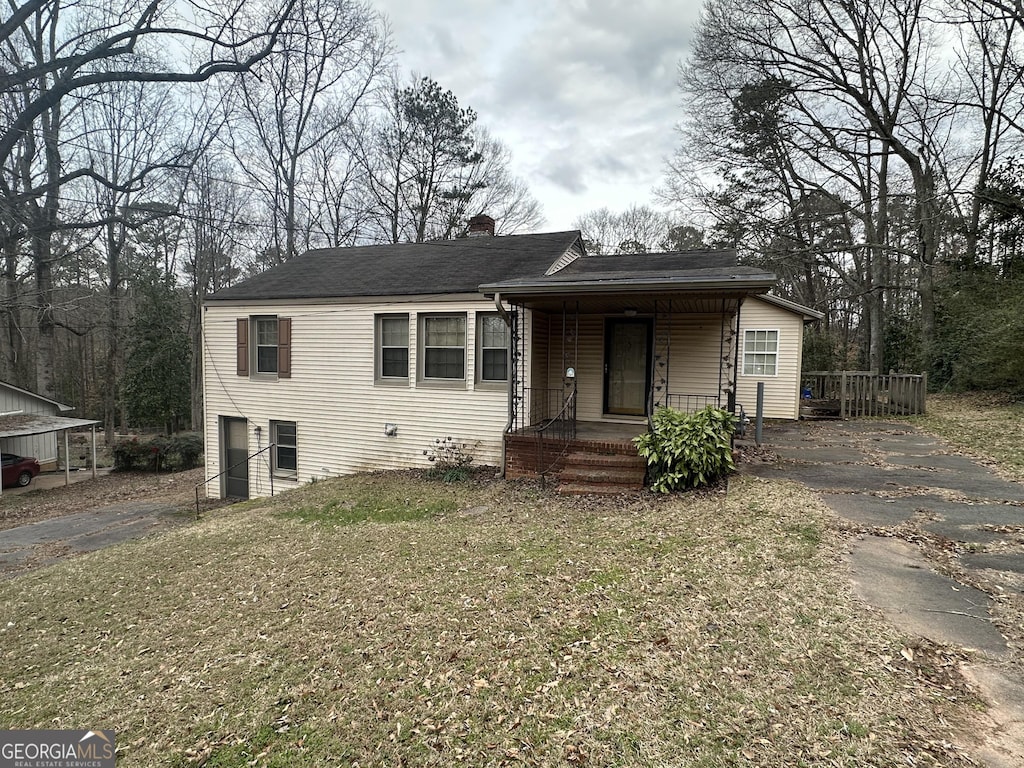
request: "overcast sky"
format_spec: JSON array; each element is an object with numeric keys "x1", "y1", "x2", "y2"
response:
[{"x1": 373, "y1": 0, "x2": 704, "y2": 232}]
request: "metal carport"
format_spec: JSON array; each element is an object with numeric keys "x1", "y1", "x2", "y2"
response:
[{"x1": 0, "y1": 414, "x2": 101, "y2": 497}]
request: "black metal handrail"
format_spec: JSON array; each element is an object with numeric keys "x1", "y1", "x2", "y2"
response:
[
  {"x1": 513, "y1": 387, "x2": 569, "y2": 432},
  {"x1": 193, "y1": 444, "x2": 274, "y2": 518},
  {"x1": 665, "y1": 393, "x2": 721, "y2": 413},
  {"x1": 535, "y1": 384, "x2": 577, "y2": 486}
]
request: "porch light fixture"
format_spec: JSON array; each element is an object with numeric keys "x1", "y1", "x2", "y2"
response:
[
  {"x1": 384, "y1": 422, "x2": 398, "y2": 437},
  {"x1": 623, "y1": 308, "x2": 638, "y2": 316}
]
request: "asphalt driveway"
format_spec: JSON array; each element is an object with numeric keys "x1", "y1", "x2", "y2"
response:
[
  {"x1": 742, "y1": 419, "x2": 1024, "y2": 767},
  {"x1": 0, "y1": 500, "x2": 188, "y2": 578}
]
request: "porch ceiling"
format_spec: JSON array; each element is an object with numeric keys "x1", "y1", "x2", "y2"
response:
[{"x1": 500, "y1": 291, "x2": 749, "y2": 314}]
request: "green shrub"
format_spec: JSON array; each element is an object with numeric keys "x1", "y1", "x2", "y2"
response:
[
  {"x1": 166, "y1": 432, "x2": 203, "y2": 469},
  {"x1": 112, "y1": 433, "x2": 204, "y2": 473},
  {"x1": 634, "y1": 406, "x2": 736, "y2": 493},
  {"x1": 112, "y1": 438, "x2": 147, "y2": 472}
]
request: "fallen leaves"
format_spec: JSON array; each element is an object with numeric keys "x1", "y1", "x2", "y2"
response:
[{"x1": 0, "y1": 472, "x2": 984, "y2": 766}]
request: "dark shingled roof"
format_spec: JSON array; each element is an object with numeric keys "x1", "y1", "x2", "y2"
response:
[
  {"x1": 206, "y1": 232, "x2": 775, "y2": 302},
  {"x1": 207, "y1": 231, "x2": 584, "y2": 301}
]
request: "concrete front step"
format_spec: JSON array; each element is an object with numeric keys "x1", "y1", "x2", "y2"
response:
[
  {"x1": 557, "y1": 450, "x2": 648, "y2": 494},
  {"x1": 557, "y1": 482, "x2": 644, "y2": 496},
  {"x1": 559, "y1": 466, "x2": 645, "y2": 486}
]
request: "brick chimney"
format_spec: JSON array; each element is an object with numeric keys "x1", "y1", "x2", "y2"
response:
[{"x1": 467, "y1": 214, "x2": 495, "y2": 237}]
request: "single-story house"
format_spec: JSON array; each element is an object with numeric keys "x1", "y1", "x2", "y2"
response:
[
  {"x1": 0, "y1": 381, "x2": 75, "y2": 470},
  {"x1": 202, "y1": 218, "x2": 821, "y2": 499}
]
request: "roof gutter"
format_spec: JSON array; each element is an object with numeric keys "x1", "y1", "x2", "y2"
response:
[{"x1": 479, "y1": 276, "x2": 777, "y2": 298}]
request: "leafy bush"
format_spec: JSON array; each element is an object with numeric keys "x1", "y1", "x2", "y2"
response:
[
  {"x1": 113, "y1": 432, "x2": 203, "y2": 473},
  {"x1": 166, "y1": 433, "x2": 203, "y2": 469},
  {"x1": 634, "y1": 406, "x2": 736, "y2": 493},
  {"x1": 423, "y1": 436, "x2": 475, "y2": 483},
  {"x1": 112, "y1": 438, "x2": 149, "y2": 472}
]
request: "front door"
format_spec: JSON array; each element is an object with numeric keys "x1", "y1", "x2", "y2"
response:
[
  {"x1": 604, "y1": 318, "x2": 652, "y2": 416},
  {"x1": 221, "y1": 417, "x2": 249, "y2": 499}
]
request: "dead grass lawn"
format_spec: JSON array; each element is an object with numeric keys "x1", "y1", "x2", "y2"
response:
[
  {"x1": 0, "y1": 473, "x2": 977, "y2": 767},
  {"x1": 915, "y1": 392, "x2": 1024, "y2": 481}
]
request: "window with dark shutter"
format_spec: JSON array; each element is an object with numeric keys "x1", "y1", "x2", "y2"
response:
[
  {"x1": 278, "y1": 317, "x2": 292, "y2": 378},
  {"x1": 236, "y1": 318, "x2": 249, "y2": 376}
]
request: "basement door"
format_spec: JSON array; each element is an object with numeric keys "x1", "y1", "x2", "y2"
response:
[
  {"x1": 604, "y1": 318, "x2": 652, "y2": 416},
  {"x1": 221, "y1": 416, "x2": 249, "y2": 499}
]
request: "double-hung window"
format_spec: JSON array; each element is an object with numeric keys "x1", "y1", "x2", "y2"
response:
[
  {"x1": 477, "y1": 313, "x2": 509, "y2": 383},
  {"x1": 271, "y1": 421, "x2": 297, "y2": 477},
  {"x1": 376, "y1": 314, "x2": 409, "y2": 381},
  {"x1": 255, "y1": 317, "x2": 279, "y2": 374},
  {"x1": 236, "y1": 316, "x2": 292, "y2": 378},
  {"x1": 421, "y1": 314, "x2": 466, "y2": 381},
  {"x1": 743, "y1": 329, "x2": 779, "y2": 376}
]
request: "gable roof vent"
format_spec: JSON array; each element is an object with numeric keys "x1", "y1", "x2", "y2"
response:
[
  {"x1": 545, "y1": 241, "x2": 584, "y2": 275},
  {"x1": 467, "y1": 214, "x2": 495, "y2": 237}
]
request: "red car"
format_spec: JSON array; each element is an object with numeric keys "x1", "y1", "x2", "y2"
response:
[{"x1": 2, "y1": 453, "x2": 41, "y2": 488}]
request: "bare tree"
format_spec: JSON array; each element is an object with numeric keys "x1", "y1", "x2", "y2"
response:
[
  {"x1": 573, "y1": 204, "x2": 676, "y2": 254},
  {"x1": 0, "y1": 0, "x2": 299, "y2": 396},
  {"x1": 178, "y1": 154, "x2": 251, "y2": 429},
  {"x1": 225, "y1": 0, "x2": 389, "y2": 264},
  {"x1": 431, "y1": 128, "x2": 544, "y2": 238},
  {"x1": 77, "y1": 66, "x2": 180, "y2": 441},
  {"x1": 944, "y1": 0, "x2": 1024, "y2": 267},
  {"x1": 674, "y1": 0, "x2": 965, "y2": 371}
]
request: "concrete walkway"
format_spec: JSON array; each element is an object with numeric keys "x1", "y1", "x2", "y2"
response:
[{"x1": 743, "y1": 420, "x2": 1024, "y2": 767}]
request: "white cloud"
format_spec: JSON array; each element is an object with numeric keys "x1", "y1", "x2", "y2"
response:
[{"x1": 373, "y1": 0, "x2": 703, "y2": 229}]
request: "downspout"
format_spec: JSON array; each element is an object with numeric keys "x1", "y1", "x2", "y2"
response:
[
  {"x1": 495, "y1": 292, "x2": 513, "y2": 478},
  {"x1": 730, "y1": 297, "x2": 744, "y2": 414}
]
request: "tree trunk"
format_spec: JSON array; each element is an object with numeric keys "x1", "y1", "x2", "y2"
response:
[{"x1": 1, "y1": 239, "x2": 26, "y2": 383}]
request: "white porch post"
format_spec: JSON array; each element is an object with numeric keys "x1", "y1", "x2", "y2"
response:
[
  {"x1": 91, "y1": 424, "x2": 97, "y2": 479},
  {"x1": 64, "y1": 430, "x2": 70, "y2": 486}
]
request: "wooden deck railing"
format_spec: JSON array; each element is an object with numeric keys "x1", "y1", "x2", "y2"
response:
[{"x1": 802, "y1": 371, "x2": 927, "y2": 418}]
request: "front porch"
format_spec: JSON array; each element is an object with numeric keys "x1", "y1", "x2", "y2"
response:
[
  {"x1": 501, "y1": 293, "x2": 747, "y2": 487},
  {"x1": 504, "y1": 420, "x2": 648, "y2": 491},
  {"x1": 479, "y1": 248, "x2": 801, "y2": 488}
]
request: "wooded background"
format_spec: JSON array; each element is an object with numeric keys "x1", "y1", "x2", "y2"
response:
[{"x1": 3, "y1": 0, "x2": 1022, "y2": 442}]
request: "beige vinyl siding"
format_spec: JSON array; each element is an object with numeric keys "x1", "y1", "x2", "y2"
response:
[
  {"x1": 736, "y1": 297, "x2": 805, "y2": 419},
  {"x1": 542, "y1": 312, "x2": 733, "y2": 421},
  {"x1": 532, "y1": 300, "x2": 804, "y2": 423},
  {"x1": 663, "y1": 314, "x2": 732, "y2": 405},
  {"x1": 203, "y1": 298, "x2": 510, "y2": 498},
  {"x1": 543, "y1": 313, "x2": 606, "y2": 421}
]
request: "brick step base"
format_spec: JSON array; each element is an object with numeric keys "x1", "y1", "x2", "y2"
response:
[
  {"x1": 562, "y1": 451, "x2": 647, "y2": 468},
  {"x1": 557, "y1": 451, "x2": 647, "y2": 495}
]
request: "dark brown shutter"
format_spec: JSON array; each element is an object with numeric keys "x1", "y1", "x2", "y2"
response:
[
  {"x1": 236, "y1": 318, "x2": 249, "y2": 376},
  {"x1": 277, "y1": 317, "x2": 292, "y2": 378}
]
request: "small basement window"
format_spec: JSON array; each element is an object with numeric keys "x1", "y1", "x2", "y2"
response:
[{"x1": 271, "y1": 421, "x2": 297, "y2": 477}]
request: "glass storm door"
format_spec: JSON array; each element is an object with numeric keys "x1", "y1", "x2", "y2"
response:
[
  {"x1": 604, "y1": 319, "x2": 652, "y2": 416},
  {"x1": 222, "y1": 417, "x2": 249, "y2": 499}
]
